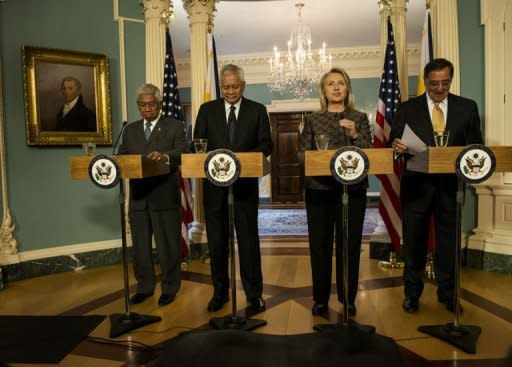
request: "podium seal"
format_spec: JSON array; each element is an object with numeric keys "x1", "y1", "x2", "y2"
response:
[
  {"x1": 204, "y1": 149, "x2": 240, "y2": 187},
  {"x1": 455, "y1": 144, "x2": 496, "y2": 184},
  {"x1": 330, "y1": 146, "x2": 369, "y2": 185},
  {"x1": 88, "y1": 154, "x2": 121, "y2": 189}
]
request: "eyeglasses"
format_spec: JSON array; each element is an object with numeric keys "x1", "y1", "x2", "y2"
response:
[
  {"x1": 427, "y1": 80, "x2": 452, "y2": 89},
  {"x1": 137, "y1": 101, "x2": 159, "y2": 108}
]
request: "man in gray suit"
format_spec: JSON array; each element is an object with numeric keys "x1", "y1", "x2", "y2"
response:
[{"x1": 118, "y1": 83, "x2": 189, "y2": 306}]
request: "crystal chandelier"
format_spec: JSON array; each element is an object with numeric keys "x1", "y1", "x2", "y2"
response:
[{"x1": 268, "y1": 3, "x2": 332, "y2": 100}]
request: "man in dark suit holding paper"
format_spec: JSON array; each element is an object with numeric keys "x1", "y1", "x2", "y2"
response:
[
  {"x1": 193, "y1": 64, "x2": 272, "y2": 313},
  {"x1": 389, "y1": 58, "x2": 482, "y2": 314},
  {"x1": 118, "y1": 83, "x2": 189, "y2": 307}
]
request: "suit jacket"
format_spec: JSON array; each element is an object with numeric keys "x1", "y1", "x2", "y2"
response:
[
  {"x1": 298, "y1": 107, "x2": 371, "y2": 192},
  {"x1": 389, "y1": 93, "x2": 483, "y2": 170},
  {"x1": 193, "y1": 97, "x2": 272, "y2": 202},
  {"x1": 389, "y1": 93, "x2": 483, "y2": 194},
  {"x1": 118, "y1": 115, "x2": 190, "y2": 211},
  {"x1": 56, "y1": 95, "x2": 96, "y2": 131},
  {"x1": 194, "y1": 97, "x2": 272, "y2": 156}
]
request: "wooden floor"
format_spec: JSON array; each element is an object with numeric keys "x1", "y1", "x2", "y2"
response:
[{"x1": 1, "y1": 237, "x2": 512, "y2": 366}]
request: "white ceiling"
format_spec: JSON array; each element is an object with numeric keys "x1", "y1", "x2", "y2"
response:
[{"x1": 169, "y1": 0, "x2": 427, "y2": 59}]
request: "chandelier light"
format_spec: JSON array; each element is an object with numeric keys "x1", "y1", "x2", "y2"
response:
[{"x1": 268, "y1": 2, "x2": 332, "y2": 100}]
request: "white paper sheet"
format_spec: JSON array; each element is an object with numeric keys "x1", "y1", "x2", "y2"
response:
[{"x1": 401, "y1": 124, "x2": 427, "y2": 155}]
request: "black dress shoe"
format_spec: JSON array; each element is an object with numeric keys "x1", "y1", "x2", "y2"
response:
[
  {"x1": 158, "y1": 294, "x2": 174, "y2": 306},
  {"x1": 402, "y1": 297, "x2": 419, "y2": 313},
  {"x1": 347, "y1": 304, "x2": 357, "y2": 317},
  {"x1": 312, "y1": 303, "x2": 328, "y2": 315},
  {"x1": 129, "y1": 292, "x2": 153, "y2": 304},
  {"x1": 207, "y1": 295, "x2": 228, "y2": 312},
  {"x1": 248, "y1": 297, "x2": 266, "y2": 313}
]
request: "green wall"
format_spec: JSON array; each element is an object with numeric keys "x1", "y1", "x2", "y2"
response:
[
  {"x1": 0, "y1": 0, "x2": 145, "y2": 251},
  {"x1": 458, "y1": 0, "x2": 484, "y2": 232},
  {"x1": 0, "y1": 0, "x2": 485, "y2": 253}
]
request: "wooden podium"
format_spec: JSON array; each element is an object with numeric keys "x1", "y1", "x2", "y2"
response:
[
  {"x1": 181, "y1": 152, "x2": 269, "y2": 178},
  {"x1": 304, "y1": 148, "x2": 394, "y2": 176},
  {"x1": 399, "y1": 146, "x2": 512, "y2": 174},
  {"x1": 181, "y1": 151, "x2": 268, "y2": 331},
  {"x1": 70, "y1": 154, "x2": 169, "y2": 338},
  {"x1": 70, "y1": 155, "x2": 169, "y2": 179}
]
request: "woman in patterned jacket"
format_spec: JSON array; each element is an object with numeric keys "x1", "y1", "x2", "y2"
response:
[{"x1": 298, "y1": 67, "x2": 372, "y2": 317}]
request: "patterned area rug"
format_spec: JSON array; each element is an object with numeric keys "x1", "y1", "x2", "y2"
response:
[{"x1": 258, "y1": 208, "x2": 385, "y2": 236}]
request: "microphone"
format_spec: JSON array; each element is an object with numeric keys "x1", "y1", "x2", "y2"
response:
[{"x1": 112, "y1": 121, "x2": 128, "y2": 155}]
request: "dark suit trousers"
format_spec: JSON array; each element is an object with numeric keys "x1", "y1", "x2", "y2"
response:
[
  {"x1": 305, "y1": 187, "x2": 367, "y2": 305},
  {"x1": 204, "y1": 179, "x2": 263, "y2": 300},
  {"x1": 401, "y1": 172, "x2": 457, "y2": 302},
  {"x1": 129, "y1": 208, "x2": 182, "y2": 296}
]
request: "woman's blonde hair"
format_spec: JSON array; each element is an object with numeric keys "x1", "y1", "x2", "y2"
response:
[{"x1": 318, "y1": 67, "x2": 355, "y2": 113}]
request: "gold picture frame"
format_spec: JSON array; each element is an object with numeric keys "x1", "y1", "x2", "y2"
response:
[{"x1": 22, "y1": 46, "x2": 112, "y2": 146}]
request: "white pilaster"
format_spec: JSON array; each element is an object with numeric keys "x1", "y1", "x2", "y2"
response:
[
  {"x1": 430, "y1": 0, "x2": 460, "y2": 94},
  {"x1": 183, "y1": 0, "x2": 217, "y2": 244},
  {"x1": 183, "y1": 0, "x2": 216, "y2": 123},
  {"x1": 140, "y1": 0, "x2": 170, "y2": 87},
  {"x1": 468, "y1": 0, "x2": 512, "y2": 257},
  {"x1": 0, "y1": 56, "x2": 19, "y2": 265}
]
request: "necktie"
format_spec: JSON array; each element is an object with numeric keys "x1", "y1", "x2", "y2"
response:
[
  {"x1": 144, "y1": 121, "x2": 152, "y2": 141},
  {"x1": 432, "y1": 103, "x2": 445, "y2": 133},
  {"x1": 227, "y1": 105, "x2": 236, "y2": 145}
]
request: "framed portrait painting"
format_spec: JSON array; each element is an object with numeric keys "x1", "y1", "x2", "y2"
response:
[{"x1": 22, "y1": 46, "x2": 112, "y2": 146}]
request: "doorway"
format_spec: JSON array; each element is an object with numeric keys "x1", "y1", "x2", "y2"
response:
[{"x1": 269, "y1": 111, "x2": 310, "y2": 204}]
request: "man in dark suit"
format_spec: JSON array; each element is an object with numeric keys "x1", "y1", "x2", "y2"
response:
[
  {"x1": 55, "y1": 76, "x2": 96, "y2": 131},
  {"x1": 390, "y1": 58, "x2": 483, "y2": 314},
  {"x1": 118, "y1": 83, "x2": 189, "y2": 306},
  {"x1": 194, "y1": 64, "x2": 272, "y2": 313}
]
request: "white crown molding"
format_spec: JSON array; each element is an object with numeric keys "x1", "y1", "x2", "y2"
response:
[{"x1": 176, "y1": 43, "x2": 420, "y2": 88}]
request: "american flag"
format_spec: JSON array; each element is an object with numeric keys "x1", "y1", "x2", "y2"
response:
[
  {"x1": 373, "y1": 18, "x2": 402, "y2": 253},
  {"x1": 162, "y1": 26, "x2": 193, "y2": 258}
]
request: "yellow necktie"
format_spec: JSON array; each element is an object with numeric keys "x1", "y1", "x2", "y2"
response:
[{"x1": 432, "y1": 103, "x2": 445, "y2": 133}]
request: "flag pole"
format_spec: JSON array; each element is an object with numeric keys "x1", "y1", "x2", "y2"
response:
[
  {"x1": 374, "y1": 16, "x2": 404, "y2": 270},
  {"x1": 161, "y1": 25, "x2": 195, "y2": 267}
]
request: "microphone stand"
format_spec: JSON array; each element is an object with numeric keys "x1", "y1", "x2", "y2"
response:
[
  {"x1": 210, "y1": 185, "x2": 267, "y2": 331},
  {"x1": 418, "y1": 177, "x2": 481, "y2": 353},
  {"x1": 314, "y1": 183, "x2": 375, "y2": 334},
  {"x1": 313, "y1": 139, "x2": 374, "y2": 334},
  {"x1": 109, "y1": 121, "x2": 161, "y2": 338}
]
